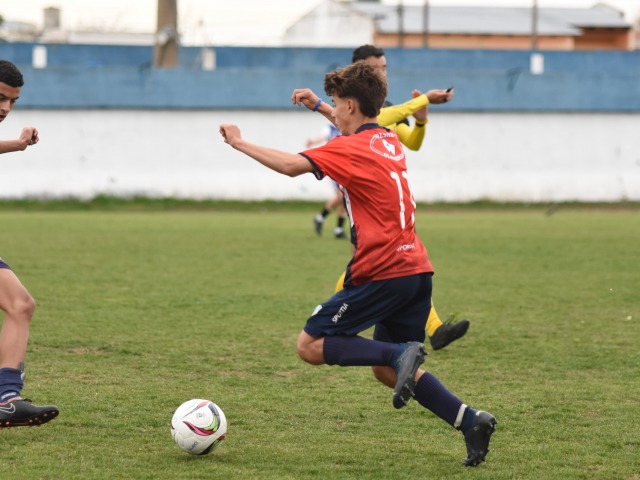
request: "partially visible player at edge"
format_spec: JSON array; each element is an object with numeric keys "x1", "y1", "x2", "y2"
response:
[
  {"x1": 220, "y1": 61, "x2": 496, "y2": 466},
  {"x1": 0, "y1": 59, "x2": 59, "y2": 428},
  {"x1": 297, "y1": 44, "x2": 470, "y2": 351}
]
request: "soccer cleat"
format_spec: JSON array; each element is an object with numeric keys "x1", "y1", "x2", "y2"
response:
[
  {"x1": 462, "y1": 410, "x2": 497, "y2": 467},
  {"x1": 0, "y1": 397, "x2": 59, "y2": 428},
  {"x1": 334, "y1": 227, "x2": 348, "y2": 239},
  {"x1": 392, "y1": 342, "x2": 427, "y2": 409},
  {"x1": 429, "y1": 319, "x2": 470, "y2": 350},
  {"x1": 314, "y1": 214, "x2": 324, "y2": 235}
]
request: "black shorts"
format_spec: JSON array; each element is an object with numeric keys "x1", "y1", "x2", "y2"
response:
[
  {"x1": 0, "y1": 258, "x2": 11, "y2": 270},
  {"x1": 304, "y1": 273, "x2": 432, "y2": 344}
]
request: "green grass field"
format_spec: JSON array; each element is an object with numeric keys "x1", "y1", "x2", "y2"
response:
[{"x1": 1, "y1": 203, "x2": 638, "y2": 479}]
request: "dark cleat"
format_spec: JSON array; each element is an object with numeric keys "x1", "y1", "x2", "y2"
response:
[
  {"x1": 392, "y1": 342, "x2": 427, "y2": 409},
  {"x1": 430, "y1": 319, "x2": 470, "y2": 350},
  {"x1": 0, "y1": 398, "x2": 59, "y2": 429},
  {"x1": 462, "y1": 410, "x2": 496, "y2": 467},
  {"x1": 334, "y1": 227, "x2": 348, "y2": 239},
  {"x1": 314, "y1": 215, "x2": 324, "y2": 235}
]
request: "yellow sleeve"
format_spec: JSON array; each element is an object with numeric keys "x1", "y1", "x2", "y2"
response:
[
  {"x1": 395, "y1": 121, "x2": 426, "y2": 151},
  {"x1": 377, "y1": 95, "x2": 430, "y2": 128}
]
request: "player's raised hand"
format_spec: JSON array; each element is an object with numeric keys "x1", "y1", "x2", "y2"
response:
[
  {"x1": 291, "y1": 88, "x2": 320, "y2": 111},
  {"x1": 19, "y1": 127, "x2": 39, "y2": 149},
  {"x1": 411, "y1": 89, "x2": 428, "y2": 122},
  {"x1": 219, "y1": 124, "x2": 242, "y2": 147},
  {"x1": 426, "y1": 88, "x2": 454, "y2": 104}
]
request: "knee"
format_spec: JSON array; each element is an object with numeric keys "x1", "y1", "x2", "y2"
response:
[
  {"x1": 296, "y1": 332, "x2": 324, "y2": 365},
  {"x1": 4, "y1": 292, "x2": 36, "y2": 321},
  {"x1": 296, "y1": 342, "x2": 323, "y2": 365}
]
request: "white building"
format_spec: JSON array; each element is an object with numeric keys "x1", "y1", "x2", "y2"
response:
[
  {"x1": 284, "y1": 0, "x2": 373, "y2": 47},
  {"x1": 283, "y1": 0, "x2": 635, "y2": 50}
]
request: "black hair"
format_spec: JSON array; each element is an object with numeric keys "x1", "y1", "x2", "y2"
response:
[
  {"x1": 352, "y1": 45, "x2": 385, "y2": 63},
  {"x1": 0, "y1": 60, "x2": 24, "y2": 88}
]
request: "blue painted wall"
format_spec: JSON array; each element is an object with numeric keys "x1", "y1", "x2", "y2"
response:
[{"x1": 1, "y1": 43, "x2": 639, "y2": 111}]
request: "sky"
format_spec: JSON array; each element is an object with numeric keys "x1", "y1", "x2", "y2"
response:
[{"x1": 1, "y1": 0, "x2": 639, "y2": 45}]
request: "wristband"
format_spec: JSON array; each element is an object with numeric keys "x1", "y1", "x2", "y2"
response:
[
  {"x1": 312, "y1": 99, "x2": 322, "y2": 112},
  {"x1": 415, "y1": 119, "x2": 427, "y2": 127}
]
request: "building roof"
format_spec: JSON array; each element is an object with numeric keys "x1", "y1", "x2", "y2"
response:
[{"x1": 347, "y1": 2, "x2": 631, "y2": 36}]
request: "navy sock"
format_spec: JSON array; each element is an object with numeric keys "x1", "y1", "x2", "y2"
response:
[
  {"x1": 0, "y1": 368, "x2": 23, "y2": 403},
  {"x1": 460, "y1": 406, "x2": 478, "y2": 432},
  {"x1": 413, "y1": 371, "x2": 464, "y2": 427},
  {"x1": 323, "y1": 336, "x2": 398, "y2": 366}
]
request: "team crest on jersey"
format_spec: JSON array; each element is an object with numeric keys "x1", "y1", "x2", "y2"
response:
[{"x1": 370, "y1": 132, "x2": 404, "y2": 161}]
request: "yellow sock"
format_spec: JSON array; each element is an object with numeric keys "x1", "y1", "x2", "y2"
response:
[
  {"x1": 426, "y1": 301, "x2": 443, "y2": 337},
  {"x1": 335, "y1": 271, "x2": 346, "y2": 293}
]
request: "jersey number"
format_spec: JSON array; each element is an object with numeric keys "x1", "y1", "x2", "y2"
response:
[{"x1": 389, "y1": 171, "x2": 416, "y2": 229}]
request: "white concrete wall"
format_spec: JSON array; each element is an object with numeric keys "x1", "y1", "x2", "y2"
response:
[{"x1": 1, "y1": 109, "x2": 638, "y2": 202}]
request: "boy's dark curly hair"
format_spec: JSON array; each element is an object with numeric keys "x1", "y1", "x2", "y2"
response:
[{"x1": 324, "y1": 61, "x2": 387, "y2": 118}]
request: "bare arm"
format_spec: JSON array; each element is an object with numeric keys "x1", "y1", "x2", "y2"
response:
[
  {"x1": 0, "y1": 127, "x2": 39, "y2": 154},
  {"x1": 291, "y1": 88, "x2": 335, "y2": 125},
  {"x1": 219, "y1": 124, "x2": 314, "y2": 177}
]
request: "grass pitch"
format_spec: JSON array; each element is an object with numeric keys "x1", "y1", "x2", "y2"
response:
[{"x1": 0, "y1": 203, "x2": 638, "y2": 479}]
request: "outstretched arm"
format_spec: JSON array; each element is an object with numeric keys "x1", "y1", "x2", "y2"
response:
[
  {"x1": 220, "y1": 124, "x2": 314, "y2": 177},
  {"x1": 0, "y1": 127, "x2": 39, "y2": 154},
  {"x1": 377, "y1": 88, "x2": 453, "y2": 128}
]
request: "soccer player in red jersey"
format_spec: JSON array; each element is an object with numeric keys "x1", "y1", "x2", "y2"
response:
[
  {"x1": 298, "y1": 45, "x2": 470, "y2": 351},
  {"x1": 220, "y1": 61, "x2": 496, "y2": 466},
  {"x1": 0, "y1": 60, "x2": 59, "y2": 428}
]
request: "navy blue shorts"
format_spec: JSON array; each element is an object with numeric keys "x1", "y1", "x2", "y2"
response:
[
  {"x1": 304, "y1": 273, "x2": 432, "y2": 344},
  {"x1": 0, "y1": 258, "x2": 11, "y2": 270}
]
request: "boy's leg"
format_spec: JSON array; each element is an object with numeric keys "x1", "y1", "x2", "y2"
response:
[
  {"x1": 0, "y1": 266, "x2": 59, "y2": 428},
  {"x1": 297, "y1": 331, "x2": 397, "y2": 366},
  {"x1": 413, "y1": 370, "x2": 496, "y2": 467},
  {"x1": 315, "y1": 190, "x2": 343, "y2": 236},
  {"x1": 334, "y1": 195, "x2": 348, "y2": 239},
  {"x1": 0, "y1": 268, "x2": 34, "y2": 372},
  {"x1": 369, "y1": 274, "x2": 496, "y2": 466},
  {"x1": 370, "y1": 365, "x2": 496, "y2": 467},
  {"x1": 297, "y1": 331, "x2": 426, "y2": 410},
  {"x1": 301, "y1": 274, "x2": 430, "y2": 407}
]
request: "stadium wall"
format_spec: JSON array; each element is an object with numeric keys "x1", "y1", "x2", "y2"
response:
[
  {"x1": 2, "y1": 109, "x2": 638, "y2": 202},
  {"x1": 0, "y1": 43, "x2": 639, "y2": 111},
  {"x1": 1, "y1": 44, "x2": 638, "y2": 202}
]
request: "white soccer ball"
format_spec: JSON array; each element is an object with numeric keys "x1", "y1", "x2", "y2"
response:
[{"x1": 170, "y1": 399, "x2": 228, "y2": 455}]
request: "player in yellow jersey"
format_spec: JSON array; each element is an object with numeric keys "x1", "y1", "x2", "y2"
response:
[{"x1": 295, "y1": 45, "x2": 469, "y2": 350}]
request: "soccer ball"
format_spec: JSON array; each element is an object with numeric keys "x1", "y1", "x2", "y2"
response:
[{"x1": 170, "y1": 399, "x2": 228, "y2": 455}]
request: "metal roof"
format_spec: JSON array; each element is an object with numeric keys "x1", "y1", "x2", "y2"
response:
[{"x1": 347, "y1": 2, "x2": 631, "y2": 36}]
